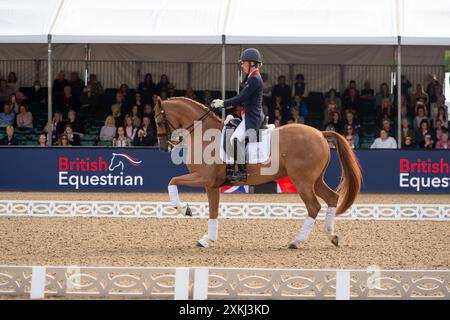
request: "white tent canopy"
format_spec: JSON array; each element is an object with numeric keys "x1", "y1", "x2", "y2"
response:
[
  {"x1": 0, "y1": 0, "x2": 449, "y2": 46},
  {"x1": 0, "y1": 0, "x2": 62, "y2": 43},
  {"x1": 51, "y1": 0, "x2": 228, "y2": 44},
  {"x1": 401, "y1": 0, "x2": 450, "y2": 45},
  {"x1": 225, "y1": 0, "x2": 398, "y2": 45}
]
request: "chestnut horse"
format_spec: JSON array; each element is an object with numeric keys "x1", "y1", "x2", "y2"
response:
[{"x1": 154, "y1": 97, "x2": 361, "y2": 249}]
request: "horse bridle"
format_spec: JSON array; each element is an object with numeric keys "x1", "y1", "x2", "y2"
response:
[{"x1": 154, "y1": 103, "x2": 214, "y2": 150}]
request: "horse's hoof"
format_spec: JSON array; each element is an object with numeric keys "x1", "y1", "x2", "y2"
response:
[
  {"x1": 288, "y1": 240, "x2": 300, "y2": 249},
  {"x1": 331, "y1": 235, "x2": 339, "y2": 247},
  {"x1": 185, "y1": 204, "x2": 192, "y2": 217},
  {"x1": 196, "y1": 235, "x2": 211, "y2": 248}
]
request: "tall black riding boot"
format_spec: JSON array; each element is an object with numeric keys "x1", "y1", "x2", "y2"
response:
[{"x1": 230, "y1": 164, "x2": 247, "y2": 182}]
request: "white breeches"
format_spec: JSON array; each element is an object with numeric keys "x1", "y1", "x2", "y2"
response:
[{"x1": 230, "y1": 120, "x2": 246, "y2": 164}]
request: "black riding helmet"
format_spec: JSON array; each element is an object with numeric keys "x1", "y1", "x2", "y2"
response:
[{"x1": 239, "y1": 48, "x2": 262, "y2": 66}]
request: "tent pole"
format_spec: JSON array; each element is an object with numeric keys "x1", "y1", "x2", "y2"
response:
[
  {"x1": 84, "y1": 44, "x2": 91, "y2": 85},
  {"x1": 221, "y1": 36, "x2": 226, "y2": 119},
  {"x1": 47, "y1": 35, "x2": 53, "y2": 146},
  {"x1": 397, "y1": 38, "x2": 402, "y2": 149}
]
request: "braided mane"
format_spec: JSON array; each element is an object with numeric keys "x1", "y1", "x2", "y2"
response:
[{"x1": 167, "y1": 97, "x2": 223, "y2": 123}]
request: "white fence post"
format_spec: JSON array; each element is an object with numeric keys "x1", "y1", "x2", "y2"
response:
[
  {"x1": 175, "y1": 267, "x2": 190, "y2": 300},
  {"x1": 336, "y1": 271, "x2": 350, "y2": 300},
  {"x1": 30, "y1": 266, "x2": 46, "y2": 299},
  {"x1": 193, "y1": 268, "x2": 209, "y2": 300}
]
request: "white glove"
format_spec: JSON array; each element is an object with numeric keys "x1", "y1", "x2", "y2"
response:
[{"x1": 211, "y1": 99, "x2": 224, "y2": 109}]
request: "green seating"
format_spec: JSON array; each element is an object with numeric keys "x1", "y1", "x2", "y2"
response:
[{"x1": 97, "y1": 140, "x2": 112, "y2": 147}]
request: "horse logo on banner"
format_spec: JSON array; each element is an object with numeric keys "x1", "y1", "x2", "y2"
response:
[{"x1": 109, "y1": 153, "x2": 142, "y2": 172}]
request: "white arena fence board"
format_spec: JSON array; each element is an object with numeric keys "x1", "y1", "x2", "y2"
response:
[
  {"x1": 0, "y1": 266, "x2": 448, "y2": 300},
  {"x1": 0, "y1": 201, "x2": 449, "y2": 221}
]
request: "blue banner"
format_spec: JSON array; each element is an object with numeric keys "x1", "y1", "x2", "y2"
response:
[{"x1": 0, "y1": 147, "x2": 449, "y2": 193}]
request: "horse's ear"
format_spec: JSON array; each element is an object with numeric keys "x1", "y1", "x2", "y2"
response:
[{"x1": 156, "y1": 96, "x2": 162, "y2": 109}]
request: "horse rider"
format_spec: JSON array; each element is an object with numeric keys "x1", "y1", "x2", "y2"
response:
[{"x1": 211, "y1": 48, "x2": 265, "y2": 182}]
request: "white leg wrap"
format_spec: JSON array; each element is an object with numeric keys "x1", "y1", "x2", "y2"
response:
[
  {"x1": 325, "y1": 207, "x2": 336, "y2": 240},
  {"x1": 208, "y1": 219, "x2": 218, "y2": 241},
  {"x1": 295, "y1": 216, "x2": 315, "y2": 243},
  {"x1": 168, "y1": 185, "x2": 180, "y2": 207}
]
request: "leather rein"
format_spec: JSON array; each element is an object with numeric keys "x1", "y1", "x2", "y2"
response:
[{"x1": 154, "y1": 102, "x2": 214, "y2": 149}]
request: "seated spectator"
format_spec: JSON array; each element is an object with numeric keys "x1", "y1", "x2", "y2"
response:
[
  {"x1": 400, "y1": 95, "x2": 411, "y2": 119},
  {"x1": 0, "y1": 103, "x2": 15, "y2": 127},
  {"x1": 38, "y1": 134, "x2": 47, "y2": 147},
  {"x1": 134, "y1": 92, "x2": 144, "y2": 110},
  {"x1": 160, "y1": 90, "x2": 168, "y2": 100},
  {"x1": 435, "y1": 131, "x2": 450, "y2": 149},
  {"x1": 58, "y1": 134, "x2": 70, "y2": 147},
  {"x1": 411, "y1": 83, "x2": 429, "y2": 109},
  {"x1": 342, "y1": 87, "x2": 361, "y2": 115},
  {"x1": 53, "y1": 70, "x2": 69, "y2": 95},
  {"x1": 433, "y1": 119, "x2": 446, "y2": 142},
  {"x1": 43, "y1": 112, "x2": 64, "y2": 144},
  {"x1": 111, "y1": 92, "x2": 125, "y2": 119},
  {"x1": 434, "y1": 106, "x2": 448, "y2": 129},
  {"x1": 64, "y1": 124, "x2": 80, "y2": 146},
  {"x1": 65, "y1": 109, "x2": 85, "y2": 137},
  {"x1": 377, "y1": 98, "x2": 393, "y2": 124},
  {"x1": 138, "y1": 73, "x2": 156, "y2": 99},
  {"x1": 142, "y1": 103, "x2": 156, "y2": 130},
  {"x1": 201, "y1": 90, "x2": 213, "y2": 108},
  {"x1": 360, "y1": 80, "x2": 375, "y2": 101},
  {"x1": 273, "y1": 119, "x2": 282, "y2": 128},
  {"x1": 286, "y1": 117, "x2": 295, "y2": 124},
  {"x1": 129, "y1": 105, "x2": 142, "y2": 128},
  {"x1": 134, "y1": 116, "x2": 156, "y2": 146},
  {"x1": 0, "y1": 125, "x2": 18, "y2": 145},
  {"x1": 401, "y1": 118, "x2": 415, "y2": 147},
  {"x1": 271, "y1": 75, "x2": 291, "y2": 107},
  {"x1": 80, "y1": 85, "x2": 99, "y2": 114},
  {"x1": 324, "y1": 123, "x2": 337, "y2": 148},
  {"x1": 413, "y1": 104, "x2": 428, "y2": 130},
  {"x1": 7, "y1": 72, "x2": 19, "y2": 93},
  {"x1": 289, "y1": 95, "x2": 308, "y2": 122},
  {"x1": 87, "y1": 74, "x2": 104, "y2": 96},
  {"x1": 30, "y1": 80, "x2": 46, "y2": 105},
  {"x1": 16, "y1": 104, "x2": 33, "y2": 129},
  {"x1": 394, "y1": 74, "x2": 412, "y2": 101},
  {"x1": 185, "y1": 87, "x2": 198, "y2": 101},
  {"x1": 9, "y1": 94, "x2": 20, "y2": 113},
  {"x1": 271, "y1": 95, "x2": 288, "y2": 121},
  {"x1": 156, "y1": 74, "x2": 172, "y2": 95},
  {"x1": 381, "y1": 119, "x2": 395, "y2": 137},
  {"x1": 342, "y1": 80, "x2": 359, "y2": 100},
  {"x1": 119, "y1": 83, "x2": 132, "y2": 110},
  {"x1": 415, "y1": 119, "x2": 431, "y2": 146},
  {"x1": 420, "y1": 133, "x2": 435, "y2": 149},
  {"x1": 430, "y1": 94, "x2": 446, "y2": 120},
  {"x1": 375, "y1": 83, "x2": 393, "y2": 108},
  {"x1": 324, "y1": 89, "x2": 342, "y2": 112},
  {"x1": 426, "y1": 74, "x2": 441, "y2": 105},
  {"x1": 370, "y1": 128, "x2": 397, "y2": 149},
  {"x1": 403, "y1": 136, "x2": 416, "y2": 149},
  {"x1": 330, "y1": 111, "x2": 343, "y2": 133},
  {"x1": 68, "y1": 72, "x2": 84, "y2": 103},
  {"x1": 344, "y1": 124, "x2": 359, "y2": 149},
  {"x1": 99, "y1": 115, "x2": 117, "y2": 142},
  {"x1": 323, "y1": 100, "x2": 339, "y2": 126},
  {"x1": 0, "y1": 79, "x2": 13, "y2": 104},
  {"x1": 273, "y1": 109, "x2": 283, "y2": 124},
  {"x1": 124, "y1": 115, "x2": 137, "y2": 141},
  {"x1": 291, "y1": 107, "x2": 305, "y2": 124},
  {"x1": 112, "y1": 126, "x2": 131, "y2": 147},
  {"x1": 59, "y1": 85, "x2": 77, "y2": 110},
  {"x1": 293, "y1": 73, "x2": 307, "y2": 97},
  {"x1": 342, "y1": 110, "x2": 360, "y2": 133}
]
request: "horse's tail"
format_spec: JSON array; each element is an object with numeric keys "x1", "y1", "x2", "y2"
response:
[{"x1": 322, "y1": 131, "x2": 362, "y2": 215}]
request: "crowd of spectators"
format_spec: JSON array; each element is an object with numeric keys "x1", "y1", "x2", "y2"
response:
[{"x1": 0, "y1": 69, "x2": 449, "y2": 150}]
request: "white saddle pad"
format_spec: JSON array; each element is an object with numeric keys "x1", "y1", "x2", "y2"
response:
[{"x1": 219, "y1": 125, "x2": 274, "y2": 164}]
